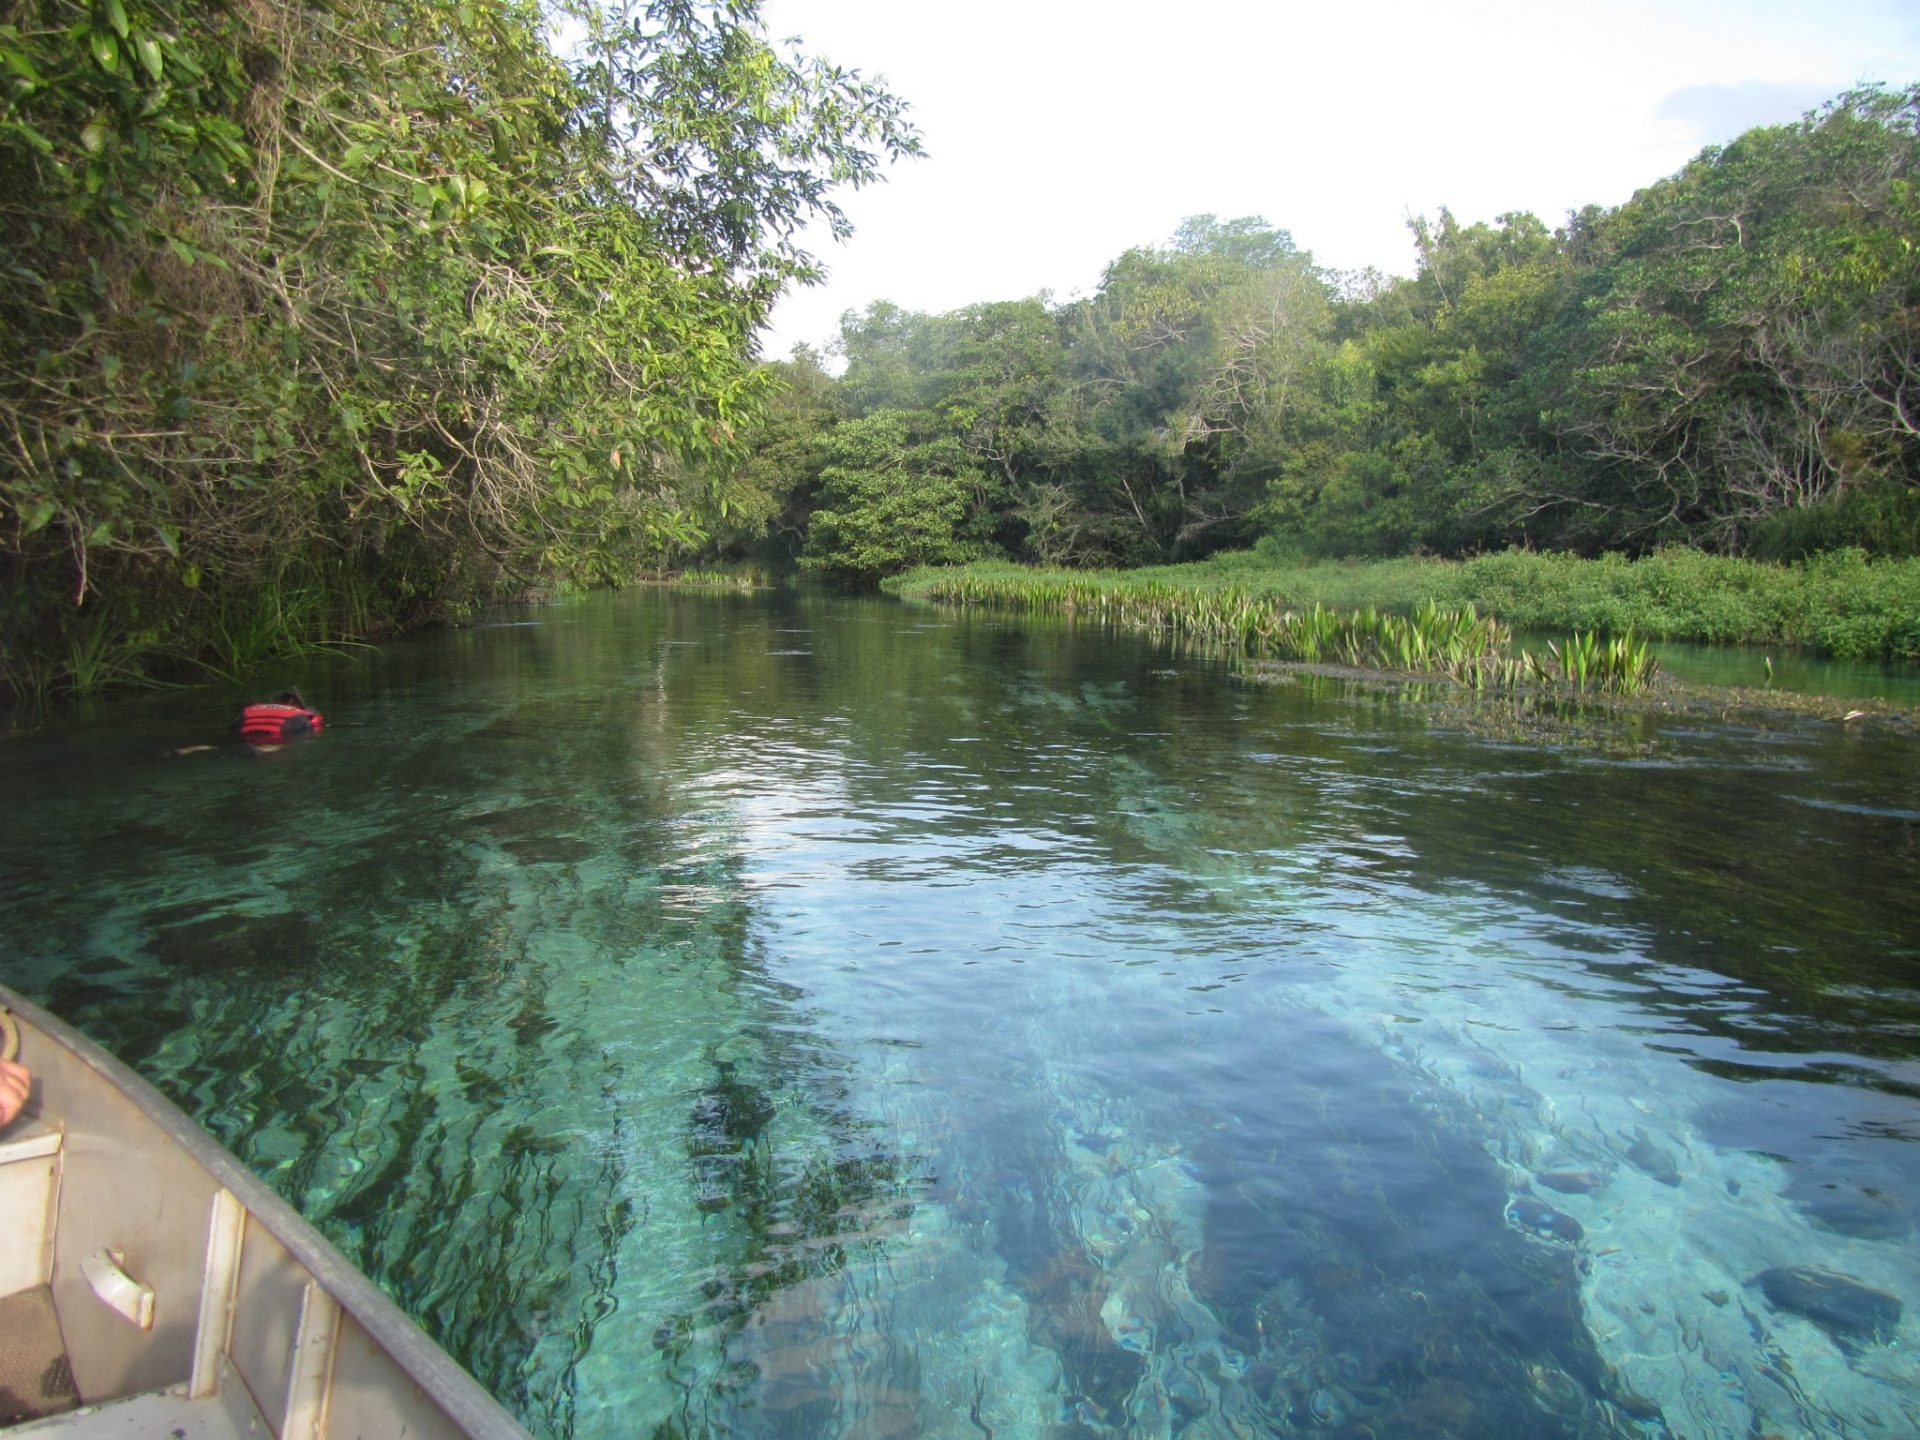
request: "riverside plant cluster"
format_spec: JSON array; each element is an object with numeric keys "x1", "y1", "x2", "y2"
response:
[{"x1": 917, "y1": 574, "x2": 1664, "y2": 697}]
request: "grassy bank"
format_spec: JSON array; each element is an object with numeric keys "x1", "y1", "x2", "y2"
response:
[{"x1": 889, "y1": 547, "x2": 1920, "y2": 661}]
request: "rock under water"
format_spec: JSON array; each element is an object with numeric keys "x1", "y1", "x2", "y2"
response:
[
  {"x1": 1507, "y1": 1195, "x2": 1585, "y2": 1244},
  {"x1": 1786, "y1": 1176, "x2": 1914, "y2": 1241},
  {"x1": 1622, "y1": 1129, "x2": 1681, "y2": 1187},
  {"x1": 1751, "y1": 1266, "x2": 1903, "y2": 1343}
]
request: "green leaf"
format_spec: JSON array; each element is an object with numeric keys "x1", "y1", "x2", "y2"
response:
[
  {"x1": 181, "y1": 563, "x2": 201, "y2": 588},
  {"x1": 1, "y1": 44, "x2": 43, "y2": 84},
  {"x1": 80, "y1": 118, "x2": 110, "y2": 155},
  {"x1": 22, "y1": 500, "x2": 56, "y2": 535},
  {"x1": 104, "y1": 0, "x2": 130, "y2": 40},
  {"x1": 132, "y1": 32, "x2": 162, "y2": 82},
  {"x1": 89, "y1": 28, "x2": 118, "y2": 74},
  {"x1": 156, "y1": 525, "x2": 179, "y2": 557}
]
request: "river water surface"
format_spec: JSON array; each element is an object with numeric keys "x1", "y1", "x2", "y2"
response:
[{"x1": 2, "y1": 590, "x2": 1917, "y2": 1440}]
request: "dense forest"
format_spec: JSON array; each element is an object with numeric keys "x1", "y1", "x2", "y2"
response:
[
  {"x1": 0, "y1": 0, "x2": 915, "y2": 702},
  {"x1": 721, "y1": 86, "x2": 1920, "y2": 585},
  {"x1": 3, "y1": 6, "x2": 1916, "y2": 704}
]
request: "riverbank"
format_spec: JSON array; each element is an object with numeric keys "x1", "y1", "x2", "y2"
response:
[{"x1": 890, "y1": 547, "x2": 1920, "y2": 661}]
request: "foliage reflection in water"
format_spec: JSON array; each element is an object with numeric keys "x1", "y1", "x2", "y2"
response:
[{"x1": 1, "y1": 590, "x2": 1916, "y2": 1439}]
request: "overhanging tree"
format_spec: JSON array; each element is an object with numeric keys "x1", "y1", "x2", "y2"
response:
[{"x1": 0, "y1": 0, "x2": 918, "y2": 700}]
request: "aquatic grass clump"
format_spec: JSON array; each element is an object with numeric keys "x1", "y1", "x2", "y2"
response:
[
  {"x1": 906, "y1": 571, "x2": 1514, "y2": 682},
  {"x1": 1542, "y1": 629, "x2": 1662, "y2": 695},
  {"x1": 1259, "y1": 599, "x2": 1512, "y2": 675},
  {"x1": 909, "y1": 564, "x2": 1666, "y2": 698},
  {"x1": 664, "y1": 568, "x2": 770, "y2": 591},
  {"x1": 1, "y1": 561, "x2": 379, "y2": 711},
  {"x1": 911, "y1": 570, "x2": 1516, "y2": 679},
  {"x1": 1451, "y1": 629, "x2": 1660, "y2": 698}
]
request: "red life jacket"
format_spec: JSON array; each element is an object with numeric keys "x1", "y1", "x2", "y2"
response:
[{"x1": 236, "y1": 703, "x2": 324, "y2": 744}]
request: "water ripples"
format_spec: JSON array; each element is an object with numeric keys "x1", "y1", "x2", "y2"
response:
[{"x1": 2, "y1": 590, "x2": 1917, "y2": 1438}]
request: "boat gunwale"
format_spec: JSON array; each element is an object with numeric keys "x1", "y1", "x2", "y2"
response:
[{"x1": 0, "y1": 983, "x2": 535, "y2": 1440}]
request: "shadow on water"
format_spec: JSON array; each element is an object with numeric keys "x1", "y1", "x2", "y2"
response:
[{"x1": 1179, "y1": 1028, "x2": 1639, "y2": 1439}]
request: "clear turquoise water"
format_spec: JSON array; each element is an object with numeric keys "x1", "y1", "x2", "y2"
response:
[{"x1": 2, "y1": 590, "x2": 1917, "y2": 1439}]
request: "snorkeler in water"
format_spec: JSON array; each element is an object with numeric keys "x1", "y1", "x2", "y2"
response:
[
  {"x1": 161, "y1": 687, "x2": 327, "y2": 757},
  {"x1": 235, "y1": 688, "x2": 326, "y2": 747}
]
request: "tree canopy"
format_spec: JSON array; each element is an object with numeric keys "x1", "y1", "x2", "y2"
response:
[
  {"x1": 731, "y1": 87, "x2": 1920, "y2": 585},
  {"x1": 0, "y1": 0, "x2": 917, "y2": 699}
]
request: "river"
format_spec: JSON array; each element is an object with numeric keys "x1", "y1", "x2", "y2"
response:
[{"x1": 2, "y1": 589, "x2": 1916, "y2": 1439}]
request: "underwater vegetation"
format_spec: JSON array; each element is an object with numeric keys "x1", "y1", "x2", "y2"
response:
[{"x1": 7, "y1": 587, "x2": 1917, "y2": 1439}]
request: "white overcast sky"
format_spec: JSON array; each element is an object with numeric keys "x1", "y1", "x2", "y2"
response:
[{"x1": 754, "y1": 0, "x2": 1920, "y2": 358}]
